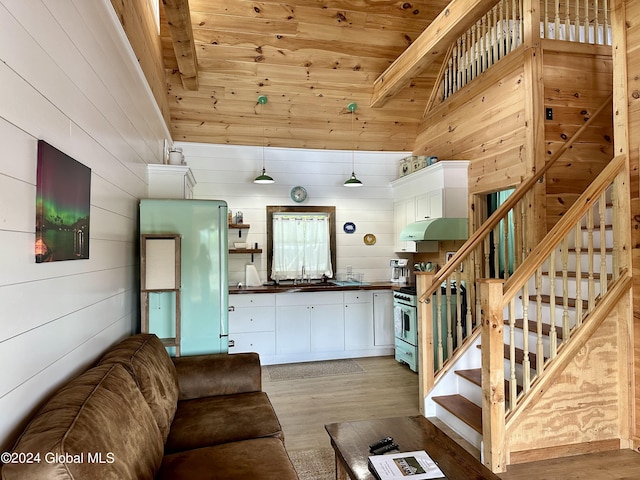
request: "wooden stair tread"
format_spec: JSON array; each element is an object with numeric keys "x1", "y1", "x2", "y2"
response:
[
  {"x1": 476, "y1": 344, "x2": 544, "y2": 367},
  {"x1": 503, "y1": 344, "x2": 543, "y2": 365},
  {"x1": 456, "y1": 368, "x2": 523, "y2": 395},
  {"x1": 528, "y1": 294, "x2": 588, "y2": 310},
  {"x1": 456, "y1": 368, "x2": 481, "y2": 385},
  {"x1": 580, "y1": 223, "x2": 612, "y2": 230},
  {"x1": 567, "y1": 247, "x2": 613, "y2": 253},
  {"x1": 542, "y1": 271, "x2": 611, "y2": 280},
  {"x1": 432, "y1": 394, "x2": 482, "y2": 434},
  {"x1": 505, "y1": 318, "x2": 564, "y2": 339}
]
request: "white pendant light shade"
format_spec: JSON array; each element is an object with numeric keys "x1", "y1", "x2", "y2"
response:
[
  {"x1": 254, "y1": 95, "x2": 274, "y2": 184},
  {"x1": 344, "y1": 102, "x2": 363, "y2": 187},
  {"x1": 254, "y1": 168, "x2": 274, "y2": 184},
  {"x1": 344, "y1": 172, "x2": 363, "y2": 187}
]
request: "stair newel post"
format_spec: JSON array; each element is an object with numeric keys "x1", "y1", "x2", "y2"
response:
[
  {"x1": 612, "y1": 165, "x2": 630, "y2": 279},
  {"x1": 479, "y1": 278, "x2": 506, "y2": 473},
  {"x1": 416, "y1": 272, "x2": 436, "y2": 416}
]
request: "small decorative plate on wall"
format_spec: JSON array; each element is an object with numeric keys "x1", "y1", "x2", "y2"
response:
[
  {"x1": 343, "y1": 222, "x2": 356, "y2": 234},
  {"x1": 363, "y1": 233, "x2": 376, "y2": 245},
  {"x1": 290, "y1": 186, "x2": 307, "y2": 203}
]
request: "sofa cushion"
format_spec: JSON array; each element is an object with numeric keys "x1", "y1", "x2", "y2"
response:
[
  {"x1": 172, "y1": 352, "x2": 262, "y2": 400},
  {"x1": 98, "y1": 333, "x2": 179, "y2": 441},
  {"x1": 2, "y1": 364, "x2": 163, "y2": 480},
  {"x1": 157, "y1": 437, "x2": 299, "y2": 480},
  {"x1": 164, "y1": 391, "x2": 283, "y2": 453}
]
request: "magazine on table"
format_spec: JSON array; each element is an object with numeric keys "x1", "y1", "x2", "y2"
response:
[{"x1": 368, "y1": 450, "x2": 446, "y2": 479}]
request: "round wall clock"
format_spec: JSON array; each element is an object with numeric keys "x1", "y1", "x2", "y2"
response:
[{"x1": 290, "y1": 186, "x2": 307, "y2": 203}]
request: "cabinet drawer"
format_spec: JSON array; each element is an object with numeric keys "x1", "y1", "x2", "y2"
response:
[
  {"x1": 343, "y1": 290, "x2": 372, "y2": 304},
  {"x1": 395, "y1": 339, "x2": 418, "y2": 372},
  {"x1": 229, "y1": 294, "x2": 275, "y2": 309},
  {"x1": 276, "y1": 291, "x2": 343, "y2": 306},
  {"x1": 229, "y1": 332, "x2": 275, "y2": 356},
  {"x1": 229, "y1": 308, "x2": 275, "y2": 333}
]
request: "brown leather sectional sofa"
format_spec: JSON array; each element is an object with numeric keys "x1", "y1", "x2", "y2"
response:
[{"x1": 1, "y1": 334, "x2": 299, "y2": 479}]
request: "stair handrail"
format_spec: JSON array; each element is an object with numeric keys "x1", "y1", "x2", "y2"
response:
[
  {"x1": 502, "y1": 153, "x2": 627, "y2": 304},
  {"x1": 418, "y1": 93, "x2": 613, "y2": 305},
  {"x1": 480, "y1": 152, "x2": 629, "y2": 472}
]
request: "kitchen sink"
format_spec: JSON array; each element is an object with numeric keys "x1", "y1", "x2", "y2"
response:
[{"x1": 273, "y1": 281, "x2": 335, "y2": 290}]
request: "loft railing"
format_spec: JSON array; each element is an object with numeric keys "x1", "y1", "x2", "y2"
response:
[
  {"x1": 416, "y1": 94, "x2": 612, "y2": 392},
  {"x1": 541, "y1": 0, "x2": 611, "y2": 45},
  {"x1": 438, "y1": 0, "x2": 611, "y2": 102},
  {"x1": 442, "y1": 0, "x2": 524, "y2": 100}
]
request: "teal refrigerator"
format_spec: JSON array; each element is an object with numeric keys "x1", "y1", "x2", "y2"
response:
[{"x1": 140, "y1": 199, "x2": 229, "y2": 355}]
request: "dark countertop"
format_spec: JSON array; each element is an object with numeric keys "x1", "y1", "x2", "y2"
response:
[{"x1": 229, "y1": 281, "x2": 408, "y2": 295}]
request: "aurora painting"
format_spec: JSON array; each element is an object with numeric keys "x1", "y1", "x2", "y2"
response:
[{"x1": 35, "y1": 140, "x2": 91, "y2": 263}]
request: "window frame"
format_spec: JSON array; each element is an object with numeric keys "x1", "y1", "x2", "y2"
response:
[{"x1": 266, "y1": 205, "x2": 336, "y2": 282}]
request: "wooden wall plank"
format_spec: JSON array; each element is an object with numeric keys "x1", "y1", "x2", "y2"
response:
[
  {"x1": 110, "y1": 0, "x2": 171, "y2": 129},
  {"x1": 542, "y1": 49, "x2": 613, "y2": 230},
  {"x1": 415, "y1": 51, "x2": 529, "y2": 196}
]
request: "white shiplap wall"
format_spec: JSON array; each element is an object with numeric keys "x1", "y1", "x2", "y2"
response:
[
  {"x1": 177, "y1": 142, "x2": 409, "y2": 286},
  {"x1": 0, "y1": 0, "x2": 168, "y2": 449}
]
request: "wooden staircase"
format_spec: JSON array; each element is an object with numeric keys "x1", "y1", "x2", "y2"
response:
[
  {"x1": 430, "y1": 232, "x2": 612, "y2": 451},
  {"x1": 418, "y1": 150, "x2": 634, "y2": 474}
]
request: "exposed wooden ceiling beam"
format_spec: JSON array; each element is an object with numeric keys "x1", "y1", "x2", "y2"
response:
[
  {"x1": 163, "y1": 0, "x2": 198, "y2": 90},
  {"x1": 371, "y1": 0, "x2": 499, "y2": 108}
]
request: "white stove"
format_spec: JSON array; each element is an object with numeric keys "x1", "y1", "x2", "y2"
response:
[{"x1": 393, "y1": 286, "x2": 418, "y2": 372}]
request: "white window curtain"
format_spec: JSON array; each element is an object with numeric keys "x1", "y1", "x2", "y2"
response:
[{"x1": 271, "y1": 213, "x2": 333, "y2": 280}]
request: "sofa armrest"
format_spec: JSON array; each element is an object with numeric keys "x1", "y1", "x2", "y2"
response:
[{"x1": 171, "y1": 352, "x2": 262, "y2": 401}]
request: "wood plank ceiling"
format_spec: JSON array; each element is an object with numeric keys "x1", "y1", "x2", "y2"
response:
[{"x1": 159, "y1": 0, "x2": 452, "y2": 151}]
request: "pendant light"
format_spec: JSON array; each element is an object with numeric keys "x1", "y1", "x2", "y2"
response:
[
  {"x1": 254, "y1": 95, "x2": 274, "y2": 184},
  {"x1": 344, "y1": 102, "x2": 363, "y2": 187}
]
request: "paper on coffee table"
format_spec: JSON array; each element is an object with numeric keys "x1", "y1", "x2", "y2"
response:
[{"x1": 368, "y1": 450, "x2": 445, "y2": 479}]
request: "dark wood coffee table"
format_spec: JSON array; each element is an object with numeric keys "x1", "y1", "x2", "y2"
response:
[{"x1": 325, "y1": 416, "x2": 500, "y2": 480}]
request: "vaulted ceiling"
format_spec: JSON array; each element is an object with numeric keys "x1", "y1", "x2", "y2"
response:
[{"x1": 114, "y1": 0, "x2": 455, "y2": 151}]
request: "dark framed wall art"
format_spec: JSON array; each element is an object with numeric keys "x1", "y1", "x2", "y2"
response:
[{"x1": 35, "y1": 140, "x2": 91, "y2": 263}]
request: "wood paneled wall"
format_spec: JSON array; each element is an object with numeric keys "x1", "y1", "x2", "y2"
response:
[
  {"x1": 414, "y1": 48, "x2": 529, "y2": 196},
  {"x1": 0, "y1": 0, "x2": 168, "y2": 450},
  {"x1": 543, "y1": 44, "x2": 614, "y2": 231},
  {"x1": 415, "y1": 42, "x2": 613, "y2": 244},
  {"x1": 110, "y1": 0, "x2": 171, "y2": 130}
]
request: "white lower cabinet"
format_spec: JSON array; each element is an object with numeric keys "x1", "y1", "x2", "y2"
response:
[
  {"x1": 311, "y1": 304, "x2": 345, "y2": 352},
  {"x1": 276, "y1": 305, "x2": 311, "y2": 354},
  {"x1": 276, "y1": 292, "x2": 344, "y2": 355},
  {"x1": 232, "y1": 289, "x2": 393, "y2": 364},
  {"x1": 228, "y1": 294, "x2": 276, "y2": 357},
  {"x1": 373, "y1": 291, "x2": 394, "y2": 346},
  {"x1": 344, "y1": 291, "x2": 374, "y2": 350}
]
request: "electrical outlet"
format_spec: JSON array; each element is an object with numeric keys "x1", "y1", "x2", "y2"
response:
[{"x1": 545, "y1": 108, "x2": 553, "y2": 120}]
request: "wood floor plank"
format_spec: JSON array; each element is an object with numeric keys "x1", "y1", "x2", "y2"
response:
[
  {"x1": 262, "y1": 356, "x2": 421, "y2": 451},
  {"x1": 262, "y1": 355, "x2": 640, "y2": 479}
]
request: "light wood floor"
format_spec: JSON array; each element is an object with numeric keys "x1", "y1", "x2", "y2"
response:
[{"x1": 262, "y1": 355, "x2": 640, "y2": 479}]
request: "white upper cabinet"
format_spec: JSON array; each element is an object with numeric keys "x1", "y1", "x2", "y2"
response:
[
  {"x1": 147, "y1": 164, "x2": 196, "y2": 199},
  {"x1": 391, "y1": 161, "x2": 469, "y2": 253}
]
